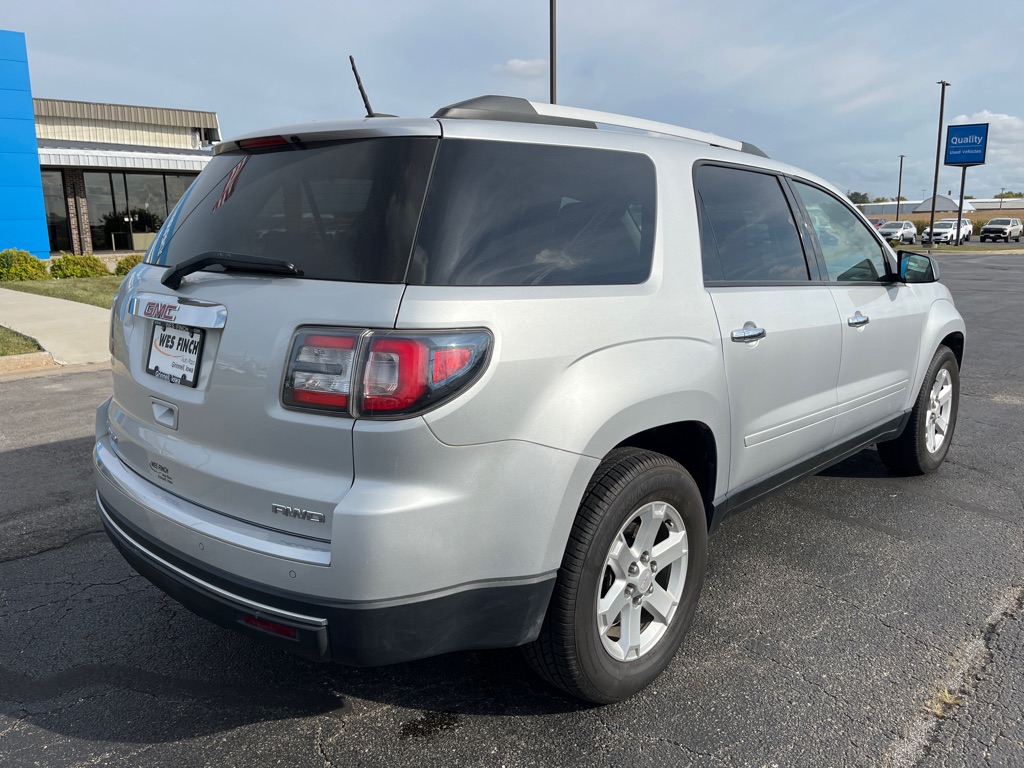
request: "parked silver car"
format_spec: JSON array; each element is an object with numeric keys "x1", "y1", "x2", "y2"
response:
[
  {"x1": 95, "y1": 95, "x2": 965, "y2": 703},
  {"x1": 878, "y1": 220, "x2": 917, "y2": 244}
]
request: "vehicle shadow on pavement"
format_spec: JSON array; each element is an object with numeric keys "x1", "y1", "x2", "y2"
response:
[
  {"x1": 0, "y1": 529, "x2": 590, "y2": 749},
  {"x1": 817, "y1": 447, "x2": 895, "y2": 479}
]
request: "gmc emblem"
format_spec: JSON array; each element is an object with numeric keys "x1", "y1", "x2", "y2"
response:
[
  {"x1": 144, "y1": 301, "x2": 178, "y2": 321},
  {"x1": 271, "y1": 503, "x2": 326, "y2": 524}
]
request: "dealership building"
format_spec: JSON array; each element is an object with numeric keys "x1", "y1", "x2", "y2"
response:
[{"x1": 1, "y1": 29, "x2": 219, "y2": 259}]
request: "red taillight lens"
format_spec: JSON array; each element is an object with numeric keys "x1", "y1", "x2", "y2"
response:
[
  {"x1": 432, "y1": 348, "x2": 473, "y2": 384},
  {"x1": 283, "y1": 331, "x2": 357, "y2": 411},
  {"x1": 283, "y1": 328, "x2": 491, "y2": 418}
]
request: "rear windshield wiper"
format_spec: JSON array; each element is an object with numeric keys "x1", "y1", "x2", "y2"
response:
[{"x1": 161, "y1": 251, "x2": 304, "y2": 289}]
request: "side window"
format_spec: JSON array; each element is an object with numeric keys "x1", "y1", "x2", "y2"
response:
[
  {"x1": 696, "y1": 165, "x2": 809, "y2": 283},
  {"x1": 792, "y1": 181, "x2": 888, "y2": 282}
]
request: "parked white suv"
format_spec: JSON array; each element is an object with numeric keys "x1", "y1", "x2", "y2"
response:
[
  {"x1": 979, "y1": 217, "x2": 1023, "y2": 242},
  {"x1": 95, "y1": 95, "x2": 965, "y2": 703},
  {"x1": 922, "y1": 218, "x2": 969, "y2": 244}
]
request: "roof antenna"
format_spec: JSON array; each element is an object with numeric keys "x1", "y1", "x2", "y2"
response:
[{"x1": 348, "y1": 55, "x2": 394, "y2": 117}]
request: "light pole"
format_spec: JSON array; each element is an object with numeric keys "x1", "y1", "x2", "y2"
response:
[
  {"x1": 929, "y1": 80, "x2": 950, "y2": 249},
  {"x1": 1000, "y1": 187, "x2": 1005, "y2": 209},
  {"x1": 549, "y1": 0, "x2": 556, "y2": 104},
  {"x1": 896, "y1": 154, "x2": 905, "y2": 221}
]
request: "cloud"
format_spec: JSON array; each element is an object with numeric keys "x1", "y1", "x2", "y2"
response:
[{"x1": 496, "y1": 59, "x2": 548, "y2": 78}]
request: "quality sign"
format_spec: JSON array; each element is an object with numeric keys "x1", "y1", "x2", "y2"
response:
[{"x1": 945, "y1": 123, "x2": 988, "y2": 167}]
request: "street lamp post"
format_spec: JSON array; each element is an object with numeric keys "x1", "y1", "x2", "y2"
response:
[
  {"x1": 549, "y1": 0, "x2": 556, "y2": 104},
  {"x1": 1000, "y1": 187, "x2": 1005, "y2": 210},
  {"x1": 929, "y1": 80, "x2": 950, "y2": 249},
  {"x1": 896, "y1": 154, "x2": 905, "y2": 221}
]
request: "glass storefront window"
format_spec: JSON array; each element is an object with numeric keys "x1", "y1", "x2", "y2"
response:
[
  {"x1": 84, "y1": 171, "x2": 199, "y2": 250},
  {"x1": 126, "y1": 173, "x2": 166, "y2": 232},
  {"x1": 84, "y1": 171, "x2": 115, "y2": 251},
  {"x1": 40, "y1": 170, "x2": 72, "y2": 252}
]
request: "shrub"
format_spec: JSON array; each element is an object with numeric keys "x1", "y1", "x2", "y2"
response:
[
  {"x1": 0, "y1": 249, "x2": 49, "y2": 281},
  {"x1": 49, "y1": 253, "x2": 110, "y2": 279},
  {"x1": 115, "y1": 254, "x2": 143, "y2": 275}
]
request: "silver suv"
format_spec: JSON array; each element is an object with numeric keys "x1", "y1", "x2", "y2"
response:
[{"x1": 94, "y1": 95, "x2": 966, "y2": 704}]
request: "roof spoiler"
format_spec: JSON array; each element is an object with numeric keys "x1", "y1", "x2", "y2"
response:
[{"x1": 433, "y1": 95, "x2": 768, "y2": 158}]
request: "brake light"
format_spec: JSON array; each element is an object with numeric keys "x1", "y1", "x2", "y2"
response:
[
  {"x1": 237, "y1": 135, "x2": 290, "y2": 150},
  {"x1": 282, "y1": 328, "x2": 491, "y2": 418}
]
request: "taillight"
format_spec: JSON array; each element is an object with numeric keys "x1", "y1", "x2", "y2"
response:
[
  {"x1": 282, "y1": 332, "x2": 358, "y2": 412},
  {"x1": 282, "y1": 328, "x2": 491, "y2": 419}
]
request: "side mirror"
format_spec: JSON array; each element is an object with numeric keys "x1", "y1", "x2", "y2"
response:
[{"x1": 896, "y1": 250, "x2": 939, "y2": 283}]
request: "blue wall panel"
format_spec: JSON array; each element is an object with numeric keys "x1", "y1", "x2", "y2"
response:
[{"x1": 0, "y1": 29, "x2": 49, "y2": 258}]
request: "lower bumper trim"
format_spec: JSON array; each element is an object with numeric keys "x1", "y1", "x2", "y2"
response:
[{"x1": 98, "y1": 493, "x2": 556, "y2": 666}]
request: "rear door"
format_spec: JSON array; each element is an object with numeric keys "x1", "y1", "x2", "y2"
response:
[{"x1": 698, "y1": 164, "x2": 841, "y2": 491}]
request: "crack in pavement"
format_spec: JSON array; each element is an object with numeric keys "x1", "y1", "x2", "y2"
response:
[{"x1": 881, "y1": 585, "x2": 1024, "y2": 767}]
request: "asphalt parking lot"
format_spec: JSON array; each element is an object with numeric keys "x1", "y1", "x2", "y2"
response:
[{"x1": 1, "y1": 252, "x2": 1021, "y2": 767}]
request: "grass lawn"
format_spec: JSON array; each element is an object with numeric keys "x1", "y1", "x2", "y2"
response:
[
  {"x1": 0, "y1": 275, "x2": 124, "y2": 309},
  {"x1": 0, "y1": 325, "x2": 42, "y2": 356}
]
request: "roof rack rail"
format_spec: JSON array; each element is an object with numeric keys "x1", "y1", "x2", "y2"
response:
[{"x1": 432, "y1": 95, "x2": 768, "y2": 158}]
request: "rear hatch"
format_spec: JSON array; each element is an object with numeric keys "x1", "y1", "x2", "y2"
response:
[{"x1": 106, "y1": 122, "x2": 439, "y2": 540}]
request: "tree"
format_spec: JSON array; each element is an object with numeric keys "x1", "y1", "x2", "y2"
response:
[
  {"x1": 996, "y1": 190, "x2": 1024, "y2": 198},
  {"x1": 848, "y1": 191, "x2": 871, "y2": 204}
]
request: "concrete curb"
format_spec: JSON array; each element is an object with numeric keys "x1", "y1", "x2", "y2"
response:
[{"x1": 0, "y1": 350, "x2": 56, "y2": 373}]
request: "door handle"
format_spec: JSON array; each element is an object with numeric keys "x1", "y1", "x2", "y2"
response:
[
  {"x1": 848, "y1": 312, "x2": 869, "y2": 328},
  {"x1": 731, "y1": 326, "x2": 766, "y2": 342}
]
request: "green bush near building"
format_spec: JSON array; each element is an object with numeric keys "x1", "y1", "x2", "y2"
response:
[
  {"x1": 0, "y1": 249, "x2": 48, "y2": 281},
  {"x1": 115, "y1": 254, "x2": 143, "y2": 275},
  {"x1": 49, "y1": 253, "x2": 110, "y2": 279}
]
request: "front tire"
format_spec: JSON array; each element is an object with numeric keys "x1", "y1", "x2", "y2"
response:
[
  {"x1": 877, "y1": 346, "x2": 959, "y2": 474},
  {"x1": 523, "y1": 448, "x2": 708, "y2": 703}
]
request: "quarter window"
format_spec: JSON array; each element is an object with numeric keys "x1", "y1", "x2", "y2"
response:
[
  {"x1": 696, "y1": 165, "x2": 809, "y2": 283},
  {"x1": 413, "y1": 141, "x2": 655, "y2": 286},
  {"x1": 792, "y1": 181, "x2": 888, "y2": 282}
]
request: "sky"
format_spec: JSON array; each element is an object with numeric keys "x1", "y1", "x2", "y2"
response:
[{"x1": 6, "y1": 0, "x2": 1024, "y2": 201}]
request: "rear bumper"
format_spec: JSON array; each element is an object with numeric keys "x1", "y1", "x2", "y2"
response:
[{"x1": 98, "y1": 492, "x2": 554, "y2": 665}]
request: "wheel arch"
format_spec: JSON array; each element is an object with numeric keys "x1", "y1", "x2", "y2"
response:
[{"x1": 613, "y1": 421, "x2": 718, "y2": 530}]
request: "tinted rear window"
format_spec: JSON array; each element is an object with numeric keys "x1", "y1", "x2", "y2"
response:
[
  {"x1": 146, "y1": 138, "x2": 436, "y2": 283},
  {"x1": 146, "y1": 137, "x2": 656, "y2": 287},
  {"x1": 410, "y1": 140, "x2": 655, "y2": 286}
]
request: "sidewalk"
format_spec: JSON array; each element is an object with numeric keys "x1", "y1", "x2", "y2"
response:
[{"x1": 0, "y1": 288, "x2": 110, "y2": 370}]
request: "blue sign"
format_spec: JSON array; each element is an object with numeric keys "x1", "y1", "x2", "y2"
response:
[{"x1": 945, "y1": 123, "x2": 988, "y2": 167}]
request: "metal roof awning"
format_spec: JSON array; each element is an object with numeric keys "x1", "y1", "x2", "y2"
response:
[{"x1": 37, "y1": 139, "x2": 214, "y2": 172}]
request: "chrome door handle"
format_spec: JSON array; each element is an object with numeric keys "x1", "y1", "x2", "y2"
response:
[
  {"x1": 731, "y1": 326, "x2": 766, "y2": 342},
  {"x1": 848, "y1": 312, "x2": 869, "y2": 328}
]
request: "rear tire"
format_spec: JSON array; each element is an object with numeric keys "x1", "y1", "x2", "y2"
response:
[
  {"x1": 522, "y1": 448, "x2": 708, "y2": 703},
  {"x1": 877, "y1": 346, "x2": 959, "y2": 475}
]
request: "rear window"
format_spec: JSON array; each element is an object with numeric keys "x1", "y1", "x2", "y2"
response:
[
  {"x1": 146, "y1": 137, "x2": 656, "y2": 287},
  {"x1": 410, "y1": 140, "x2": 656, "y2": 286},
  {"x1": 146, "y1": 138, "x2": 437, "y2": 283}
]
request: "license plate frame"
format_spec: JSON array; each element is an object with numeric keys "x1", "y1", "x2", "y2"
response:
[{"x1": 146, "y1": 321, "x2": 205, "y2": 388}]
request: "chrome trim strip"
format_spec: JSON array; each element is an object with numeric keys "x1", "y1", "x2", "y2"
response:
[
  {"x1": 129, "y1": 292, "x2": 228, "y2": 329},
  {"x1": 98, "y1": 494, "x2": 327, "y2": 629}
]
